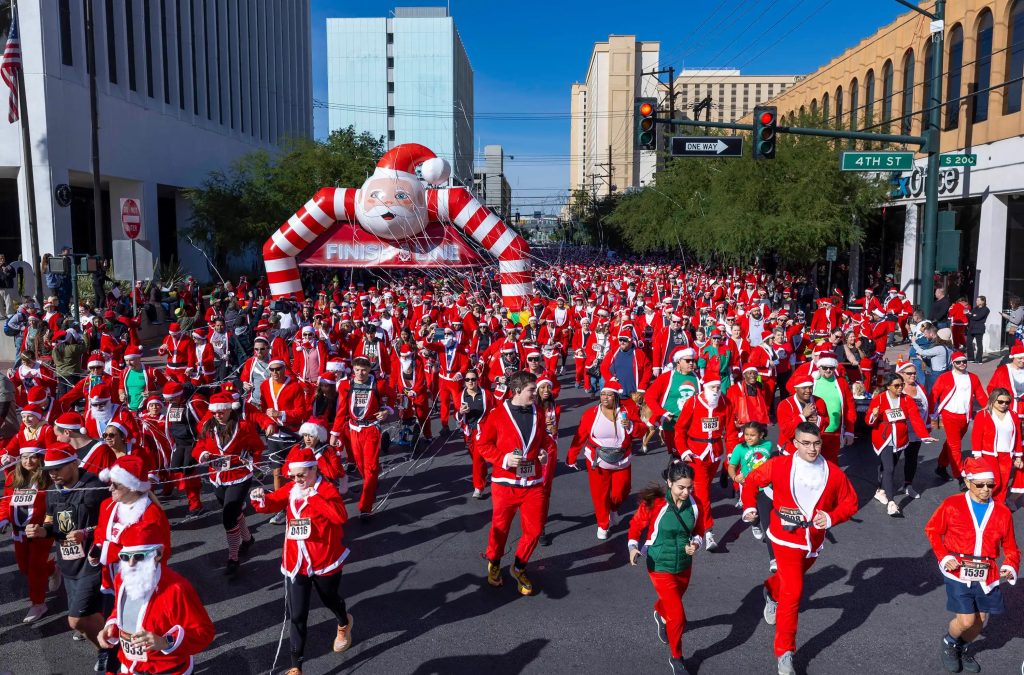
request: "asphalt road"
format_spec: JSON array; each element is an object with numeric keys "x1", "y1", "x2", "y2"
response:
[{"x1": 2, "y1": 355, "x2": 1023, "y2": 675}]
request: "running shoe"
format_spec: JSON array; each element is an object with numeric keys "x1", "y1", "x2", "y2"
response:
[
  {"x1": 510, "y1": 565, "x2": 534, "y2": 596},
  {"x1": 906, "y1": 486, "x2": 920, "y2": 499},
  {"x1": 669, "y1": 657, "x2": 690, "y2": 675},
  {"x1": 653, "y1": 610, "x2": 667, "y2": 644},
  {"x1": 269, "y1": 512, "x2": 286, "y2": 525},
  {"x1": 472, "y1": 488, "x2": 484, "y2": 499},
  {"x1": 959, "y1": 643, "x2": 980, "y2": 673},
  {"x1": 332, "y1": 613, "x2": 354, "y2": 653},
  {"x1": 763, "y1": 587, "x2": 777, "y2": 625},
  {"x1": 769, "y1": 559, "x2": 778, "y2": 573},
  {"x1": 777, "y1": 651, "x2": 796, "y2": 675},
  {"x1": 940, "y1": 638, "x2": 962, "y2": 673},
  {"x1": 751, "y1": 525, "x2": 764, "y2": 541},
  {"x1": 704, "y1": 531, "x2": 718, "y2": 551},
  {"x1": 887, "y1": 501, "x2": 901, "y2": 517},
  {"x1": 874, "y1": 489, "x2": 888, "y2": 505},
  {"x1": 23, "y1": 603, "x2": 47, "y2": 623},
  {"x1": 597, "y1": 527, "x2": 609, "y2": 540},
  {"x1": 486, "y1": 561, "x2": 503, "y2": 588}
]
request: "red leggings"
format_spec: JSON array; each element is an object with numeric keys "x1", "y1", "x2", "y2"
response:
[
  {"x1": 348, "y1": 425, "x2": 382, "y2": 513},
  {"x1": 765, "y1": 545, "x2": 817, "y2": 656},
  {"x1": 820, "y1": 431, "x2": 841, "y2": 465},
  {"x1": 464, "y1": 432, "x2": 489, "y2": 491},
  {"x1": 14, "y1": 537, "x2": 54, "y2": 604},
  {"x1": 689, "y1": 458, "x2": 719, "y2": 531},
  {"x1": 650, "y1": 568, "x2": 692, "y2": 659},
  {"x1": 587, "y1": 464, "x2": 632, "y2": 529},
  {"x1": 486, "y1": 484, "x2": 545, "y2": 564},
  {"x1": 939, "y1": 412, "x2": 969, "y2": 478}
]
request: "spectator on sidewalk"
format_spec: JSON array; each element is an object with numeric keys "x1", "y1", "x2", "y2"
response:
[
  {"x1": 966, "y1": 296, "x2": 990, "y2": 365},
  {"x1": 928, "y1": 288, "x2": 952, "y2": 329},
  {"x1": 1000, "y1": 296, "x2": 1023, "y2": 352},
  {"x1": 0, "y1": 253, "x2": 20, "y2": 319}
]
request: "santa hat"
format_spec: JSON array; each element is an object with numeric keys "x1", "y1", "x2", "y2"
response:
[
  {"x1": 99, "y1": 454, "x2": 151, "y2": 493},
  {"x1": 318, "y1": 372, "x2": 337, "y2": 386},
  {"x1": 373, "y1": 143, "x2": 451, "y2": 185},
  {"x1": 118, "y1": 520, "x2": 166, "y2": 554},
  {"x1": 89, "y1": 384, "x2": 112, "y2": 403},
  {"x1": 895, "y1": 359, "x2": 915, "y2": 373},
  {"x1": 742, "y1": 363, "x2": 759, "y2": 373},
  {"x1": 124, "y1": 345, "x2": 143, "y2": 360},
  {"x1": 1011, "y1": 344, "x2": 1024, "y2": 358},
  {"x1": 300, "y1": 325, "x2": 315, "y2": 335},
  {"x1": 163, "y1": 381, "x2": 184, "y2": 399},
  {"x1": 601, "y1": 381, "x2": 623, "y2": 395},
  {"x1": 536, "y1": 376, "x2": 554, "y2": 389},
  {"x1": 285, "y1": 446, "x2": 318, "y2": 473},
  {"x1": 87, "y1": 351, "x2": 106, "y2": 368},
  {"x1": 951, "y1": 351, "x2": 968, "y2": 362},
  {"x1": 168, "y1": 322, "x2": 181, "y2": 333},
  {"x1": 144, "y1": 395, "x2": 164, "y2": 410},
  {"x1": 192, "y1": 328, "x2": 208, "y2": 340},
  {"x1": 500, "y1": 344, "x2": 516, "y2": 353},
  {"x1": 55, "y1": 412, "x2": 86, "y2": 434},
  {"x1": 268, "y1": 358, "x2": 287, "y2": 368},
  {"x1": 27, "y1": 385, "x2": 49, "y2": 405},
  {"x1": 812, "y1": 342, "x2": 833, "y2": 355},
  {"x1": 963, "y1": 457, "x2": 996, "y2": 482},
  {"x1": 617, "y1": 326, "x2": 634, "y2": 339},
  {"x1": 43, "y1": 444, "x2": 79, "y2": 469},
  {"x1": 21, "y1": 404, "x2": 44, "y2": 419},
  {"x1": 791, "y1": 376, "x2": 815, "y2": 389},
  {"x1": 817, "y1": 357, "x2": 839, "y2": 368},
  {"x1": 104, "y1": 418, "x2": 132, "y2": 440},
  {"x1": 672, "y1": 347, "x2": 697, "y2": 363},
  {"x1": 325, "y1": 358, "x2": 346, "y2": 373},
  {"x1": 298, "y1": 422, "x2": 328, "y2": 443},
  {"x1": 703, "y1": 375, "x2": 722, "y2": 388},
  {"x1": 208, "y1": 392, "x2": 235, "y2": 412}
]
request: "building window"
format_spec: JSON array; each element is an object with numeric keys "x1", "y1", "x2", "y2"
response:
[
  {"x1": 161, "y1": 0, "x2": 170, "y2": 103},
  {"x1": 144, "y1": 0, "x2": 155, "y2": 97},
  {"x1": 921, "y1": 41, "x2": 934, "y2": 128},
  {"x1": 106, "y1": 0, "x2": 118, "y2": 84},
  {"x1": 189, "y1": 0, "x2": 198, "y2": 115},
  {"x1": 864, "y1": 70, "x2": 875, "y2": 127},
  {"x1": 202, "y1": 0, "x2": 211, "y2": 121},
  {"x1": 945, "y1": 24, "x2": 963, "y2": 129},
  {"x1": 388, "y1": 81, "x2": 394, "y2": 93},
  {"x1": 1005, "y1": 0, "x2": 1024, "y2": 114},
  {"x1": 177, "y1": 0, "x2": 186, "y2": 110},
  {"x1": 882, "y1": 60, "x2": 894, "y2": 125},
  {"x1": 974, "y1": 10, "x2": 993, "y2": 122},
  {"x1": 822, "y1": 92, "x2": 829, "y2": 122},
  {"x1": 901, "y1": 49, "x2": 915, "y2": 134},
  {"x1": 849, "y1": 78, "x2": 858, "y2": 130},
  {"x1": 835, "y1": 86, "x2": 843, "y2": 127},
  {"x1": 126, "y1": 0, "x2": 137, "y2": 91},
  {"x1": 811, "y1": 98, "x2": 818, "y2": 117},
  {"x1": 58, "y1": 0, "x2": 74, "y2": 66}
]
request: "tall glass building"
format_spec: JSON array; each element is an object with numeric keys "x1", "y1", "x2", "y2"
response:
[{"x1": 326, "y1": 7, "x2": 474, "y2": 185}]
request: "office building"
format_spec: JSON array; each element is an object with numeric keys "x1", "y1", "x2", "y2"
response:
[
  {"x1": 675, "y1": 69, "x2": 801, "y2": 122},
  {"x1": 473, "y1": 145, "x2": 511, "y2": 220}
]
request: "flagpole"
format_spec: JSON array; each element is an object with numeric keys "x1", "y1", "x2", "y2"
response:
[{"x1": 11, "y1": 0, "x2": 42, "y2": 305}]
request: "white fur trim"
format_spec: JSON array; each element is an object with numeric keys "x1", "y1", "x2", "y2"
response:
[
  {"x1": 208, "y1": 403, "x2": 233, "y2": 412},
  {"x1": 299, "y1": 422, "x2": 327, "y2": 443},
  {"x1": 817, "y1": 357, "x2": 839, "y2": 368},
  {"x1": 106, "y1": 465, "x2": 151, "y2": 492}
]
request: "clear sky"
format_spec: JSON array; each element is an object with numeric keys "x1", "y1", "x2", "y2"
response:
[{"x1": 311, "y1": 1, "x2": 918, "y2": 214}]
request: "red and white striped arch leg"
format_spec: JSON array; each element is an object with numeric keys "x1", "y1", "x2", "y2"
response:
[{"x1": 262, "y1": 186, "x2": 533, "y2": 312}]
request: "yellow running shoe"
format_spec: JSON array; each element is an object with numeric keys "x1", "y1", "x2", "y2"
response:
[
  {"x1": 486, "y1": 561, "x2": 503, "y2": 587},
  {"x1": 510, "y1": 565, "x2": 533, "y2": 596}
]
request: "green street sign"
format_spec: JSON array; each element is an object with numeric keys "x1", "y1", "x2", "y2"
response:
[
  {"x1": 940, "y1": 153, "x2": 978, "y2": 168},
  {"x1": 841, "y1": 151, "x2": 915, "y2": 171}
]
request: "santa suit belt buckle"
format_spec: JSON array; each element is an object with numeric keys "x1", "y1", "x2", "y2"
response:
[
  {"x1": 777, "y1": 507, "x2": 811, "y2": 530},
  {"x1": 350, "y1": 419, "x2": 378, "y2": 428},
  {"x1": 688, "y1": 436, "x2": 717, "y2": 444}
]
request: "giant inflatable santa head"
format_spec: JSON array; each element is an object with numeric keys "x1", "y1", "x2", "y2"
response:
[{"x1": 355, "y1": 143, "x2": 452, "y2": 241}]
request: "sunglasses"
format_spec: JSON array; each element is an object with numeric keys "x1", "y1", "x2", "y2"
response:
[
  {"x1": 464, "y1": 377, "x2": 478, "y2": 382},
  {"x1": 102, "y1": 432, "x2": 119, "y2": 439},
  {"x1": 901, "y1": 370, "x2": 917, "y2": 375},
  {"x1": 971, "y1": 482, "x2": 996, "y2": 489},
  {"x1": 682, "y1": 358, "x2": 696, "y2": 363},
  {"x1": 118, "y1": 550, "x2": 158, "y2": 564},
  {"x1": 890, "y1": 382, "x2": 905, "y2": 388},
  {"x1": 995, "y1": 399, "x2": 1012, "y2": 405},
  {"x1": 269, "y1": 367, "x2": 284, "y2": 372},
  {"x1": 527, "y1": 357, "x2": 541, "y2": 362},
  {"x1": 953, "y1": 360, "x2": 968, "y2": 365},
  {"x1": 820, "y1": 366, "x2": 836, "y2": 370}
]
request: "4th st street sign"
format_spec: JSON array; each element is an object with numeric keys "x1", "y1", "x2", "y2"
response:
[{"x1": 670, "y1": 136, "x2": 743, "y2": 158}]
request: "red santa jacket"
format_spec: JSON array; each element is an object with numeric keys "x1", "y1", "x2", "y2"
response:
[
  {"x1": 93, "y1": 497, "x2": 172, "y2": 592},
  {"x1": 291, "y1": 340, "x2": 329, "y2": 385},
  {"x1": 158, "y1": 335, "x2": 196, "y2": 369},
  {"x1": 987, "y1": 365, "x2": 1024, "y2": 415},
  {"x1": 332, "y1": 375, "x2": 392, "y2": 435},
  {"x1": 651, "y1": 327, "x2": 691, "y2": 374},
  {"x1": 256, "y1": 377, "x2": 308, "y2": 433},
  {"x1": 674, "y1": 393, "x2": 732, "y2": 462},
  {"x1": 925, "y1": 492, "x2": 1020, "y2": 593},
  {"x1": 741, "y1": 453, "x2": 858, "y2": 555},
  {"x1": 866, "y1": 392, "x2": 931, "y2": 453},
  {"x1": 777, "y1": 395, "x2": 831, "y2": 455},
  {"x1": 566, "y1": 402, "x2": 645, "y2": 469},
  {"x1": 931, "y1": 370, "x2": 988, "y2": 420},
  {"x1": 423, "y1": 343, "x2": 471, "y2": 382},
  {"x1": 627, "y1": 495, "x2": 708, "y2": 552},
  {"x1": 725, "y1": 381, "x2": 770, "y2": 435},
  {"x1": 192, "y1": 419, "x2": 264, "y2": 486},
  {"x1": 251, "y1": 476, "x2": 349, "y2": 578},
  {"x1": 969, "y1": 409, "x2": 1022, "y2": 459},
  {"x1": 80, "y1": 440, "x2": 118, "y2": 476},
  {"x1": 2, "y1": 424, "x2": 56, "y2": 462},
  {"x1": 2, "y1": 475, "x2": 48, "y2": 542},
  {"x1": 599, "y1": 346, "x2": 652, "y2": 393},
  {"x1": 476, "y1": 400, "x2": 557, "y2": 488}
]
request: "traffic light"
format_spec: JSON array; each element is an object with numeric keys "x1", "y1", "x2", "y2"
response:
[
  {"x1": 636, "y1": 98, "x2": 657, "y2": 150},
  {"x1": 753, "y1": 105, "x2": 777, "y2": 160}
]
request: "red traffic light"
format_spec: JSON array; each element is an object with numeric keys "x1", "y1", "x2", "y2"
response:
[
  {"x1": 639, "y1": 102, "x2": 655, "y2": 117},
  {"x1": 759, "y1": 111, "x2": 775, "y2": 125}
]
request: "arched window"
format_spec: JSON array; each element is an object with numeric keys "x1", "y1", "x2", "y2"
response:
[
  {"x1": 864, "y1": 70, "x2": 875, "y2": 127},
  {"x1": 822, "y1": 92, "x2": 830, "y2": 122},
  {"x1": 882, "y1": 60, "x2": 894, "y2": 126},
  {"x1": 849, "y1": 78, "x2": 859, "y2": 130},
  {"x1": 1005, "y1": 1, "x2": 1024, "y2": 114},
  {"x1": 835, "y1": 86, "x2": 844, "y2": 127},
  {"x1": 901, "y1": 49, "x2": 915, "y2": 134},
  {"x1": 811, "y1": 98, "x2": 818, "y2": 117},
  {"x1": 922, "y1": 41, "x2": 935, "y2": 128},
  {"x1": 945, "y1": 24, "x2": 964, "y2": 129},
  {"x1": 799, "y1": 105, "x2": 806, "y2": 120},
  {"x1": 974, "y1": 10, "x2": 994, "y2": 121}
]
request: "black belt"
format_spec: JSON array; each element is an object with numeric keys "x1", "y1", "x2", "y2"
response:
[
  {"x1": 168, "y1": 362, "x2": 186, "y2": 367},
  {"x1": 350, "y1": 419, "x2": 377, "y2": 427},
  {"x1": 688, "y1": 436, "x2": 719, "y2": 444},
  {"x1": 776, "y1": 509, "x2": 812, "y2": 529},
  {"x1": 951, "y1": 552, "x2": 995, "y2": 561}
]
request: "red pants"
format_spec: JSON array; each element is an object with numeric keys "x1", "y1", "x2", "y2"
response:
[
  {"x1": 765, "y1": 545, "x2": 818, "y2": 656},
  {"x1": 762, "y1": 377, "x2": 777, "y2": 412},
  {"x1": 951, "y1": 325, "x2": 966, "y2": 350},
  {"x1": 348, "y1": 425, "x2": 382, "y2": 513},
  {"x1": 820, "y1": 431, "x2": 841, "y2": 464},
  {"x1": 650, "y1": 568, "x2": 692, "y2": 659},
  {"x1": 464, "y1": 432, "x2": 488, "y2": 491},
  {"x1": 939, "y1": 412, "x2": 969, "y2": 478},
  {"x1": 173, "y1": 471, "x2": 203, "y2": 511},
  {"x1": 575, "y1": 358, "x2": 586, "y2": 387},
  {"x1": 14, "y1": 537, "x2": 53, "y2": 604},
  {"x1": 662, "y1": 426, "x2": 678, "y2": 456},
  {"x1": 437, "y1": 379, "x2": 461, "y2": 426},
  {"x1": 689, "y1": 457, "x2": 720, "y2": 532},
  {"x1": 486, "y1": 483, "x2": 545, "y2": 564},
  {"x1": 984, "y1": 453, "x2": 1021, "y2": 501},
  {"x1": 587, "y1": 465, "x2": 632, "y2": 529}
]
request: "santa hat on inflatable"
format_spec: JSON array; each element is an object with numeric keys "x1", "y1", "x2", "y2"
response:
[{"x1": 372, "y1": 143, "x2": 451, "y2": 186}]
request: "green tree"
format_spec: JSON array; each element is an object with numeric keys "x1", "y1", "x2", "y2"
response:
[
  {"x1": 605, "y1": 116, "x2": 892, "y2": 267},
  {"x1": 185, "y1": 126, "x2": 384, "y2": 269}
]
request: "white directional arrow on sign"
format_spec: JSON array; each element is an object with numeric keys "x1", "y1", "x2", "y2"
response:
[{"x1": 671, "y1": 136, "x2": 743, "y2": 158}]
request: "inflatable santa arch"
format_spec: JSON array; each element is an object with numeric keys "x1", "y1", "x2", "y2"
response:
[{"x1": 262, "y1": 143, "x2": 533, "y2": 311}]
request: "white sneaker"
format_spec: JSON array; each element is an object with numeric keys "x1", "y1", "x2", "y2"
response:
[
  {"x1": 48, "y1": 565, "x2": 62, "y2": 593},
  {"x1": 777, "y1": 650, "x2": 796, "y2": 675},
  {"x1": 735, "y1": 498, "x2": 743, "y2": 509},
  {"x1": 705, "y1": 531, "x2": 718, "y2": 551},
  {"x1": 472, "y1": 488, "x2": 484, "y2": 499},
  {"x1": 596, "y1": 527, "x2": 609, "y2": 540},
  {"x1": 769, "y1": 558, "x2": 778, "y2": 573},
  {"x1": 751, "y1": 525, "x2": 764, "y2": 541},
  {"x1": 905, "y1": 486, "x2": 920, "y2": 499},
  {"x1": 269, "y1": 512, "x2": 286, "y2": 525},
  {"x1": 874, "y1": 489, "x2": 888, "y2": 505},
  {"x1": 887, "y1": 501, "x2": 900, "y2": 517},
  {"x1": 763, "y1": 587, "x2": 777, "y2": 625},
  {"x1": 23, "y1": 603, "x2": 47, "y2": 623}
]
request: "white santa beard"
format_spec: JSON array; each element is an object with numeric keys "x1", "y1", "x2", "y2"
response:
[
  {"x1": 121, "y1": 556, "x2": 160, "y2": 601},
  {"x1": 93, "y1": 407, "x2": 114, "y2": 432},
  {"x1": 116, "y1": 496, "x2": 151, "y2": 527},
  {"x1": 355, "y1": 199, "x2": 427, "y2": 240}
]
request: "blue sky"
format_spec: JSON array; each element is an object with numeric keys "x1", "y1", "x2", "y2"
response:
[{"x1": 311, "y1": 1, "x2": 915, "y2": 213}]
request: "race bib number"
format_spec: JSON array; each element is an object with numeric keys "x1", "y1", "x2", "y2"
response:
[
  {"x1": 959, "y1": 560, "x2": 989, "y2": 581},
  {"x1": 208, "y1": 456, "x2": 230, "y2": 471},
  {"x1": 60, "y1": 539, "x2": 85, "y2": 561},
  {"x1": 120, "y1": 634, "x2": 149, "y2": 662},
  {"x1": 287, "y1": 518, "x2": 311, "y2": 540},
  {"x1": 353, "y1": 390, "x2": 370, "y2": 409},
  {"x1": 701, "y1": 417, "x2": 720, "y2": 433},
  {"x1": 167, "y1": 406, "x2": 185, "y2": 423},
  {"x1": 10, "y1": 488, "x2": 36, "y2": 507},
  {"x1": 884, "y1": 408, "x2": 906, "y2": 423},
  {"x1": 516, "y1": 461, "x2": 536, "y2": 478}
]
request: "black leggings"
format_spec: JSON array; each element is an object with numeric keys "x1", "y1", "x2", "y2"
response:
[
  {"x1": 287, "y1": 571, "x2": 349, "y2": 667},
  {"x1": 214, "y1": 480, "x2": 251, "y2": 530},
  {"x1": 904, "y1": 441, "x2": 921, "y2": 485},
  {"x1": 170, "y1": 439, "x2": 198, "y2": 473},
  {"x1": 756, "y1": 490, "x2": 776, "y2": 562},
  {"x1": 877, "y1": 445, "x2": 900, "y2": 502}
]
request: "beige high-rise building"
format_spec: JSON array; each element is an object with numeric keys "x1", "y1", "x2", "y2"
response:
[
  {"x1": 568, "y1": 36, "x2": 661, "y2": 202},
  {"x1": 675, "y1": 69, "x2": 802, "y2": 123}
]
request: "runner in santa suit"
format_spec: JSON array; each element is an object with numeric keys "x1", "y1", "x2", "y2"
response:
[
  {"x1": 256, "y1": 357, "x2": 309, "y2": 518},
  {"x1": 422, "y1": 327, "x2": 470, "y2": 429},
  {"x1": 58, "y1": 351, "x2": 114, "y2": 414},
  {"x1": 291, "y1": 325, "x2": 328, "y2": 398},
  {"x1": 240, "y1": 336, "x2": 273, "y2": 410},
  {"x1": 651, "y1": 314, "x2": 691, "y2": 378},
  {"x1": 741, "y1": 423, "x2": 858, "y2": 675},
  {"x1": 96, "y1": 523, "x2": 215, "y2": 675},
  {"x1": 291, "y1": 421, "x2": 346, "y2": 495},
  {"x1": 161, "y1": 382, "x2": 207, "y2": 519},
  {"x1": 810, "y1": 356, "x2": 856, "y2": 464},
  {"x1": 536, "y1": 377, "x2": 562, "y2": 547},
  {"x1": 25, "y1": 384, "x2": 58, "y2": 424},
  {"x1": 584, "y1": 323, "x2": 612, "y2": 395},
  {"x1": 776, "y1": 377, "x2": 830, "y2": 456},
  {"x1": 932, "y1": 352, "x2": 988, "y2": 487},
  {"x1": 3, "y1": 404, "x2": 57, "y2": 469},
  {"x1": 118, "y1": 346, "x2": 167, "y2": 414},
  {"x1": 969, "y1": 389, "x2": 1024, "y2": 508},
  {"x1": 571, "y1": 317, "x2": 595, "y2": 390},
  {"x1": 986, "y1": 344, "x2": 1024, "y2": 417},
  {"x1": 567, "y1": 381, "x2": 645, "y2": 540},
  {"x1": 926, "y1": 458, "x2": 1019, "y2": 675},
  {"x1": 724, "y1": 365, "x2": 771, "y2": 457},
  {"x1": 645, "y1": 348, "x2": 701, "y2": 457},
  {"x1": 600, "y1": 326, "x2": 652, "y2": 397},
  {"x1": 477, "y1": 371, "x2": 556, "y2": 595},
  {"x1": 331, "y1": 356, "x2": 392, "y2": 518},
  {"x1": 866, "y1": 373, "x2": 937, "y2": 517},
  {"x1": 674, "y1": 375, "x2": 732, "y2": 551},
  {"x1": 628, "y1": 459, "x2": 705, "y2": 675},
  {"x1": 193, "y1": 393, "x2": 262, "y2": 575},
  {"x1": 456, "y1": 370, "x2": 494, "y2": 499},
  {"x1": 156, "y1": 323, "x2": 195, "y2": 384},
  {"x1": 896, "y1": 360, "x2": 932, "y2": 500},
  {"x1": 538, "y1": 319, "x2": 565, "y2": 375},
  {"x1": 697, "y1": 329, "x2": 739, "y2": 389},
  {"x1": 747, "y1": 331, "x2": 780, "y2": 412},
  {"x1": 250, "y1": 447, "x2": 353, "y2": 673}
]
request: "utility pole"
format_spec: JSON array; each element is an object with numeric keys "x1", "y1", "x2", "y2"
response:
[{"x1": 85, "y1": 0, "x2": 105, "y2": 257}]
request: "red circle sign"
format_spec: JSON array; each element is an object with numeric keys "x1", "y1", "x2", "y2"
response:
[{"x1": 121, "y1": 198, "x2": 141, "y2": 240}]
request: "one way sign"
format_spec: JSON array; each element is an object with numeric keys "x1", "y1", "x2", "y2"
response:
[{"x1": 670, "y1": 136, "x2": 743, "y2": 158}]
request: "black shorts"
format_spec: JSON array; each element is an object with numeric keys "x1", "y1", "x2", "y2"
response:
[
  {"x1": 64, "y1": 572, "x2": 103, "y2": 618},
  {"x1": 945, "y1": 577, "x2": 1005, "y2": 615}
]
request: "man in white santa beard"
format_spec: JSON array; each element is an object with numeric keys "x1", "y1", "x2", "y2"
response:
[{"x1": 120, "y1": 550, "x2": 160, "y2": 601}]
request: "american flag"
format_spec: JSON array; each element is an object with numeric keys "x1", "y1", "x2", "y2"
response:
[{"x1": 1, "y1": 9, "x2": 21, "y2": 124}]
